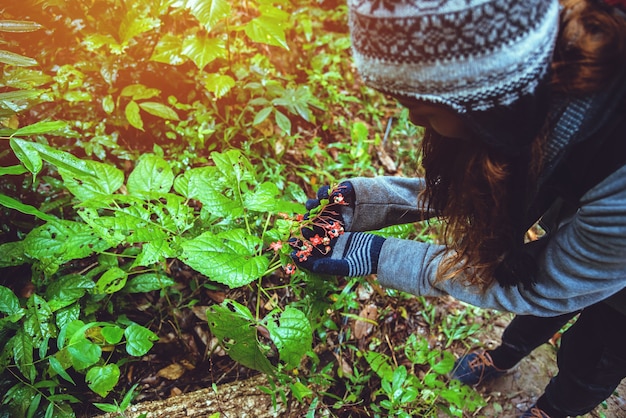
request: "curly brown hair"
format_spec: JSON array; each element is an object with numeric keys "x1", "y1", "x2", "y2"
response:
[{"x1": 421, "y1": 0, "x2": 626, "y2": 288}]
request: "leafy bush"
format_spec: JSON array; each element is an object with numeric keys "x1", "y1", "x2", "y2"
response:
[{"x1": 0, "y1": 1, "x2": 487, "y2": 417}]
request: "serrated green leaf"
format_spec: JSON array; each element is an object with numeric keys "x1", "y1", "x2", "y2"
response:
[
  {"x1": 0, "y1": 285, "x2": 24, "y2": 318},
  {"x1": 204, "y1": 73, "x2": 235, "y2": 98},
  {"x1": 139, "y1": 101, "x2": 179, "y2": 120},
  {"x1": 124, "y1": 324, "x2": 158, "y2": 356},
  {"x1": 244, "y1": 182, "x2": 280, "y2": 212},
  {"x1": 125, "y1": 273, "x2": 175, "y2": 293},
  {"x1": 244, "y1": 16, "x2": 288, "y2": 50},
  {"x1": 210, "y1": 149, "x2": 254, "y2": 185},
  {"x1": 48, "y1": 356, "x2": 75, "y2": 385},
  {"x1": 206, "y1": 300, "x2": 275, "y2": 375},
  {"x1": 45, "y1": 274, "x2": 95, "y2": 311},
  {"x1": 24, "y1": 294, "x2": 55, "y2": 343},
  {"x1": 83, "y1": 34, "x2": 119, "y2": 52},
  {"x1": 150, "y1": 34, "x2": 186, "y2": 65},
  {"x1": 364, "y1": 351, "x2": 394, "y2": 381},
  {"x1": 59, "y1": 160, "x2": 124, "y2": 201},
  {"x1": 0, "y1": 49, "x2": 38, "y2": 66},
  {"x1": 132, "y1": 239, "x2": 175, "y2": 268},
  {"x1": 12, "y1": 328, "x2": 36, "y2": 382},
  {"x1": 186, "y1": 0, "x2": 231, "y2": 31},
  {"x1": 86, "y1": 364, "x2": 120, "y2": 397},
  {"x1": 127, "y1": 154, "x2": 174, "y2": 195},
  {"x1": 125, "y1": 100, "x2": 144, "y2": 131},
  {"x1": 180, "y1": 229, "x2": 269, "y2": 288},
  {"x1": 95, "y1": 267, "x2": 127, "y2": 294},
  {"x1": 0, "y1": 20, "x2": 43, "y2": 33},
  {"x1": 119, "y1": 14, "x2": 160, "y2": 44},
  {"x1": 266, "y1": 306, "x2": 312, "y2": 369},
  {"x1": 24, "y1": 220, "x2": 110, "y2": 276},
  {"x1": 181, "y1": 35, "x2": 226, "y2": 70}
]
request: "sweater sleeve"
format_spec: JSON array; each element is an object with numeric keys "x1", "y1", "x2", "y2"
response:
[
  {"x1": 344, "y1": 176, "x2": 433, "y2": 231},
  {"x1": 375, "y1": 164, "x2": 626, "y2": 317}
]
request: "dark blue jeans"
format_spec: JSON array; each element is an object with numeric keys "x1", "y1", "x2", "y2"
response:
[{"x1": 488, "y1": 302, "x2": 626, "y2": 418}]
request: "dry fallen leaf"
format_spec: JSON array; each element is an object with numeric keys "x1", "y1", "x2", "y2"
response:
[
  {"x1": 353, "y1": 304, "x2": 378, "y2": 339},
  {"x1": 157, "y1": 363, "x2": 186, "y2": 380}
]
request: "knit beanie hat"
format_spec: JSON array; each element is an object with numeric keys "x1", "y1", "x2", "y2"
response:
[{"x1": 348, "y1": 0, "x2": 561, "y2": 153}]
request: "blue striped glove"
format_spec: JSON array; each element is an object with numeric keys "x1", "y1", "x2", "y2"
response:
[{"x1": 291, "y1": 231, "x2": 385, "y2": 277}]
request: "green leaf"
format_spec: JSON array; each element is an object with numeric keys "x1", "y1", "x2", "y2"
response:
[
  {"x1": 121, "y1": 84, "x2": 161, "y2": 101},
  {"x1": 0, "y1": 165, "x2": 28, "y2": 176},
  {"x1": 119, "y1": 13, "x2": 160, "y2": 44},
  {"x1": 10, "y1": 138, "x2": 94, "y2": 178},
  {"x1": 12, "y1": 328, "x2": 36, "y2": 382},
  {"x1": 204, "y1": 73, "x2": 235, "y2": 98},
  {"x1": 86, "y1": 364, "x2": 120, "y2": 397},
  {"x1": 127, "y1": 154, "x2": 174, "y2": 195},
  {"x1": 244, "y1": 182, "x2": 280, "y2": 212},
  {"x1": 150, "y1": 34, "x2": 186, "y2": 65},
  {"x1": 125, "y1": 101, "x2": 144, "y2": 131},
  {"x1": 95, "y1": 267, "x2": 128, "y2": 294},
  {"x1": 124, "y1": 273, "x2": 175, "y2": 293},
  {"x1": 45, "y1": 274, "x2": 95, "y2": 311},
  {"x1": 24, "y1": 294, "x2": 55, "y2": 343},
  {"x1": 0, "y1": 20, "x2": 43, "y2": 33},
  {"x1": 211, "y1": 149, "x2": 254, "y2": 185},
  {"x1": 244, "y1": 13, "x2": 289, "y2": 50},
  {"x1": 59, "y1": 160, "x2": 124, "y2": 201},
  {"x1": 206, "y1": 300, "x2": 275, "y2": 375},
  {"x1": 0, "y1": 285, "x2": 22, "y2": 316},
  {"x1": 139, "y1": 101, "x2": 179, "y2": 120},
  {"x1": 274, "y1": 110, "x2": 291, "y2": 134},
  {"x1": 364, "y1": 351, "x2": 394, "y2": 381},
  {"x1": 0, "y1": 193, "x2": 56, "y2": 222},
  {"x1": 266, "y1": 306, "x2": 312, "y2": 369},
  {"x1": 67, "y1": 337, "x2": 101, "y2": 370},
  {"x1": 253, "y1": 107, "x2": 273, "y2": 126},
  {"x1": 9, "y1": 137, "x2": 43, "y2": 175},
  {"x1": 186, "y1": 0, "x2": 231, "y2": 32},
  {"x1": 101, "y1": 326, "x2": 124, "y2": 344},
  {"x1": 102, "y1": 95, "x2": 115, "y2": 114},
  {"x1": 48, "y1": 356, "x2": 76, "y2": 385},
  {"x1": 124, "y1": 324, "x2": 158, "y2": 356},
  {"x1": 11, "y1": 120, "x2": 67, "y2": 137},
  {"x1": 181, "y1": 35, "x2": 226, "y2": 70},
  {"x1": 0, "y1": 49, "x2": 38, "y2": 66},
  {"x1": 24, "y1": 220, "x2": 109, "y2": 276},
  {"x1": 180, "y1": 229, "x2": 269, "y2": 288},
  {"x1": 431, "y1": 351, "x2": 455, "y2": 375}
]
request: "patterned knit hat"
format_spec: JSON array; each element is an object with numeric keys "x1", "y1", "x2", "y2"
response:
[{"x1": 348, "y1": 0, "x2": 560, "y2": 114}]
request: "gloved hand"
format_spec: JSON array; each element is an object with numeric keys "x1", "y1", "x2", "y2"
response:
[
  {"x1": 291, "y1": 229, "x2": 385, "y2": 277},
  {"x1": 305, "y1": 182, "x2": 355, "y2": 223}
]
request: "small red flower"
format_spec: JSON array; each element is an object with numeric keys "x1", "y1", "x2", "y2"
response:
[
  {"x1": 333, "y1": 193, "x2": 345, "y2": 204},
  {"x1": 295, "y1": 214, "x2": 305, "y2": 221},
  {"x1": 284, "y1": 264, "x2": 296, "y2": 275},
  {"x1": 310, "y1": 234, "x2": 323, "y2": 246},
  {"x1": 327, "y1": 221, "x2": 344, "y2": 238},
  {"x1": 269, "y1": 241, "x2": 283, "y2": 252}
]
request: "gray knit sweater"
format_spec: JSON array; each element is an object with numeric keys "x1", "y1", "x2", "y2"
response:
[{"x1": 346, "y1": 163, "x2": 626, "y2": 317}]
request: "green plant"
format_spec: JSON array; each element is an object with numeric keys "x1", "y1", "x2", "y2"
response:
[
  {"x1": 365, "y1": 334, "x2": 486, "y2": 417},
  {"x1": 0, "y1": 138, "x2": 308, "y2": 415}
]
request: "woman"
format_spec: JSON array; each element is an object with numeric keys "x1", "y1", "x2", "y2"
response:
[{"x1": 292, "y1": 0, "x2": 626, "y2": 416}]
